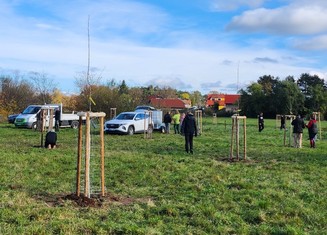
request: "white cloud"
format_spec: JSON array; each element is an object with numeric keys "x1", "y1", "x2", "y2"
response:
[
  {"x1": 146, "y1": 76, "x2": 192, "y2": 90},
  {"x1": 253, "y1": 57, "x2": 278, "y2": 63},
  {"x1": 0, "y1": 0, "x2": 326, "y2": 95},
  {"x1": 44, "y1": 0, "x2": 169, "y2": 37},
  {"x1": 294, "y1": 35, "x2": 327, "y2": 50},
  {"x1": 210, "y1": 0, "x2": 265, "y2": 11},
  {"x1": 201, "y1": 81, "x2": 222, "y2": 89},
  {"x1": 35, "y1": 23, "x2": 61, "y2": 31},
  {"x1": 226, "y1": 4, "x2": 327, "y2": 35},
  {"x1": 308, "y1": 71, "x2": 326, "y2": 80}
]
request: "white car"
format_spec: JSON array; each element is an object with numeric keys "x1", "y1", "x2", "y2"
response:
[{"x1": 104, "y1": 111, "x2": 153, "y2": 135}]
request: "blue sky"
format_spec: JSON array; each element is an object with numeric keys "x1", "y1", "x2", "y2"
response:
[{"x1": 1, "y1": 0, "x2": 327, "y2": 94}]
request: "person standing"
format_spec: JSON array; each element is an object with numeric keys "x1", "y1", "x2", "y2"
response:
[
  {"x1": 181, "y1": 111, "x2": 197, "y2": 154},
  {"x1": 172, "y1": 110, "x2": 181, "y2": 134},
  {"x1": 163, "y1": 111, "x2": 172, "y2": 134},
  {"x1": 54, "y1": 108, "x2": 61, "y2": 132},
  {"x1": 291, "y1": 114, "x2": 305, "y2": 148},
  {"x1": 258, "y1": 112, "x2": 264, "y2": 132},
  {"x1": 280, "y1": 115, "x2": 286, "y2": 130},
  {"x1": 306, "y1": 114, "x2": 318, "y2": 148}
]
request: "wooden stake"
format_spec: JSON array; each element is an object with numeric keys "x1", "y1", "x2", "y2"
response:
[
  {"x1": 85, "y1": 113, "x2": 91, "y2": 198},
  {"x1": 76, "y1": 116, "x2": 83, "y2": 196},
  {"x1": 100, "y1": 116, "x2": 105, "y2": 196},
  {"x1": 230, "y1": 118, "x2": 234, "y2": 160},
  {"x1": 236, "y1": 117, "x2": 239, "y2": 160},
  {"x1": 48, "y1": 109, "x2": 54, "y2": 131},
  {"x1": 243, "y1": 118, "x2": 247, "y2": 160},
  {"x1": 284, "y1": 128, "x2": 286, "y2": 146}
]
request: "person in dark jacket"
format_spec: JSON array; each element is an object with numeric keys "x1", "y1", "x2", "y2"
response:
[
  {"x1": 258, "y1": 112, "x2": 264, "y2": 132},
  {"x1": 280, "y1": 115, "x2": 286, "y2": 130},
  {"x1": 163, "y1": 111, "x2": 172, "y2": 134},
  {"x1": 181, "y1": 111, "x2": 197, "y2": 154},
  {"x1": 306, "y1": 114, "x2": 318, "y2": 148},
  {"x1": 291, "y1": 114, "x2": 305, "y2": 148},
  {"x1": 45, "y1": 130, "x2": 57, "y2": 149},
  {"x1": 54, "y1": 108, "x2": 61, "y2": 132}
]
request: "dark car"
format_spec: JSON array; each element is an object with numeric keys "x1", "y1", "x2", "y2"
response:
[
  {"x1": 7, "y1": 114, "x2": 20, "y2": 124},
  {"x1": 135, "y1": 105, "x2": 156, "y2": 111}
]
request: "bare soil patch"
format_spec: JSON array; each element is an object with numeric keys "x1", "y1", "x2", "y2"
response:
[{"x1": 34, "y1": 192, "x2": 152, "y2": 208}]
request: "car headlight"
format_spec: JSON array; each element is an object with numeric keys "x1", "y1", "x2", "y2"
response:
[{"x1": 119, "y1": 123, "x2": 128, "y2": 130}]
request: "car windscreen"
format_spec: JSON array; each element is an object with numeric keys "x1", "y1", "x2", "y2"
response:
[
  {"x1": 115, "y1": 113, "x2": 135, "y2": 120},
  {"x1": 22, "y1": 106, "x2": 41, "y2": 114}
]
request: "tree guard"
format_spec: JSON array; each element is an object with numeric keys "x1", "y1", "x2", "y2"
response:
[
  {"x1": 195, "y1": 110, "x2": 203, "y2": 135},
  {"x1": 76, "y1": 111, "x2": 106, "y2": 198},
  {"x1": 39, "y1": 107, "x2": 55, "y2": 147},
  {"x1": 230, "y1": 115, "x2": 247, "y2": 160},
  {"x1": 144, "y1": 111, "x2": 153, "y2": 139}
]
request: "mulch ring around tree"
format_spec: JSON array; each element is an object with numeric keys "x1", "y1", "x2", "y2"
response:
[
  {"x1": 220, "y1": 157, "x2": 260, "y2": 164},
  {"x1": 34, "y1": 192, "x2": 152, "y2": 208}
]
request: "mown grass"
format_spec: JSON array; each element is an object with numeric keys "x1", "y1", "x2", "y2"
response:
[{"x1": 0, "y1": 117, "x2": 326, "y2": 234}]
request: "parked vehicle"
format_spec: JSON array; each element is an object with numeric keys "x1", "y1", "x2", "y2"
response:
[
  {"x1": 134, "y1": 105, "x2": 165, "y2": 132},
  {"x1": 104, "y1": 111, "x2": 153, "y2": 135},
  {"x1": 7, "y1": 113, "x2": 20, "y2": 124},
  {"x1": 14, "y1": 104, "x2": 81, "y2": 129},
  {"x1": 135, "y1": 105, "x2": 156, "y2": 111}
]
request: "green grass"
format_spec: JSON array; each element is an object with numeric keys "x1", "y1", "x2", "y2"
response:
[{"x1": 0, "y1": 117, "x2": 327, "y2": 234}]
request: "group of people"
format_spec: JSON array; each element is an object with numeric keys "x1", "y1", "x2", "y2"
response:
[
  {"x1": 45, "y1": 108, "x2": 320, "y2": 152},
  {"x1": 163, "y1": 110, "x2": 186, "y2": 135},
  {"x1": 45, "y1": 109, "x2": 199, "y2": 153},
  {"x1": 164, "y1": 110, "x2": 198, "y2": 154},
  {"x1": 291, "y1": 114, "x2": 318, "y2": 148},
  {"x1": 259, "y1": 113, "x2": 318, "y2": 148}
]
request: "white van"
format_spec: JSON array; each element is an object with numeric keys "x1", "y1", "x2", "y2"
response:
[{"x1": 14, "y1": 104, "x2": 81, "y2": 129}]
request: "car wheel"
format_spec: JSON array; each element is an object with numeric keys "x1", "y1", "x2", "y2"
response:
[
  {"x1": 127, "y1": 126, "x2": 134, "y2": 135},
  {"x1": 32, "y1": 122, "x2": 37, "y2": 130},
  {"x1": 71, "y1": 120, "x2": 79, "y2": 129}
]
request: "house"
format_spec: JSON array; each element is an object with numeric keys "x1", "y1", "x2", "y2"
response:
[
  {"x1": 149, "y1": 97, "x2": 191, "y2": 110},
  {"x1": 206, "y1": 93, "x2": 240, "y2": 111}
]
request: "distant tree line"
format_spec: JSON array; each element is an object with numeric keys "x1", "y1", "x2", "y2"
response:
[
  {"x1": 239, "y1": 73, "x2": 327, "y2": 119},
  {"x1": 0, "y1": 73, "x2": 202, "y2": 120},
  {"x1": 1, "y1": 72, "x2": 326, "y2": 120}
]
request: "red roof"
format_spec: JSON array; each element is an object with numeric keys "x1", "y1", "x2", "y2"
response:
[
  {"x1": 225, "y1": 95, "x2": 240, "y2": 104},
  {"x1": 207, "y1": 94, "x2": 225, "y2": 99},
  {"x1": 150, "y1": 98, "x2": 188, "y2": 109},
  {"x1": 205, "y1": 93, "x2": 240, "y2": 107}
]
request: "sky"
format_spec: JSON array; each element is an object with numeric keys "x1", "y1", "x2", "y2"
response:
[{"x1": 1, "y1": 0, "x2": 327, "y2": 94}]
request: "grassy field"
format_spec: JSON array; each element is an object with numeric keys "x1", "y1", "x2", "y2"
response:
[{"x1": 0, "y1": 117, "x2": 326, "y2": 234}]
